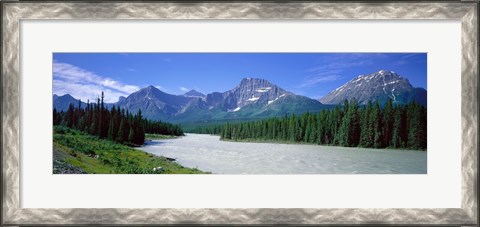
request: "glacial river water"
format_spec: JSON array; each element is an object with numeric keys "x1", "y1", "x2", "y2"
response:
[{"x1": 139, "y1": 133, "x2": 427, "y2": 174}]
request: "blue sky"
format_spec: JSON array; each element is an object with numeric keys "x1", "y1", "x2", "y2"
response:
[{"x1": 53, "y1": 53, "x2": 427, "y2": 103}]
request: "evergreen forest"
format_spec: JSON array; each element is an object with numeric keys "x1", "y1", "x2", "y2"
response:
[
  {"x1": 53, "y1": 92, "x2": 184, "y2": 146},
  {"x1": 192, "y1": 99, "x2": 427, "y2": 150}
]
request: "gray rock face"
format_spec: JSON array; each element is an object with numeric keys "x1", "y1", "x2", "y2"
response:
[
  {"x1": 320, "y1": 70, "x2": 427, "y2": 106},
  {"x1": 221, "y1": 78, "x2": 293, "y2": 111},
  {"x1": 116, "y1": 85, "x2": 191, "y2": 120},
  {"x1": 205, "y1": 92, "x2": 223, "y2": 106},
  {"x1": 179, "y1": 97, "x2": 208, "y2": 114}
]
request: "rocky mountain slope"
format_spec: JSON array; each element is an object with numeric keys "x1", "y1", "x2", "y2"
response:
[
  {"x1": 116, "y1": 85, "x2": 191, "y2": 120},
  {"x1": 320, "y1": 70, "x2": 427, "y2": 106},
  {"x1": 120, "y1": 78, "x2": 325, "y2": 122}
]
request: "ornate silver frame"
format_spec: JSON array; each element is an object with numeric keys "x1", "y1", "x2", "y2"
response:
[{"x1": 2, "y1": 2, "x2": 478, "y2": 226}]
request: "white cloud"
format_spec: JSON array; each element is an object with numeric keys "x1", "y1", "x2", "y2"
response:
[
  {"x1": 53, "y1": 62, "x2": 140, "y2": 103},
  {"x1": 179, "y1": 87, "x2": 189, "y2": 92}
]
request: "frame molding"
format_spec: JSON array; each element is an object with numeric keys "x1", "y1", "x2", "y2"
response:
[{"x1": 2, "y1": 2, "x2": 478, "y2": 225}]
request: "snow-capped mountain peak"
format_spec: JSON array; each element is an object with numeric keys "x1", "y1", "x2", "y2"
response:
[
  {"x1": 221, "y1": 77, "x2": 293, "y2": 109},
  {"x1": 320, "y1": 70, "x2": 426, "y2": 106}
]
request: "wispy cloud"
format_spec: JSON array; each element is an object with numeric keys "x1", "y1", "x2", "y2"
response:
[
  {"x1": 163, "y1": 58, "x2": 172, "y2": 63},
  {"x1": 299, "y1": 53, "x2": 386, "y2": 88},
  {"x1": 300, "y1": 74, "x2": 342, "y2": 88},
  {"x1": 53, "y1": 62, "x2": 140, "y2": 103},
  {"x1": 298, "y1": 72, "x2": 341, "y2": 88},
  {"x1": 155, "y1": 85, "x2": 167, "y2": 91},
  {"x1": 179, "y1": 87, "x2": 189, "y2": 92},
  {"x1": 400, "y1": 53, "x2": 421, "y2": 60},
  {"x1": 127, "y1": 68, "x2": 136, "y2": 72},
  {"x1": 306, "y1": 61, "x2": 370, "y2": 73},
  {"x1": 393, "y1": 53, "x2": 425, "y2": 66}
]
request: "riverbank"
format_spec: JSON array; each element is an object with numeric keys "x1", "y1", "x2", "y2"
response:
[
  {"x1": 53, "y1": 126, "x2": 207, "y2": 174},
  {"x1": 220, "y1": 137, "x2": 427, "y2": 152},
  {"x1": 145, "y1": 133, "x2": 181, "y2": 140}
]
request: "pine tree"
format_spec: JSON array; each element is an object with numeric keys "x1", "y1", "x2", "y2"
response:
[
  {"x1": 116, "y1": 119, "x2": 125, "y2": 143},
  {"x1": 308, "y1": 114, "x2": 317, "y2": 143},
  {"x1": 53, "y1": 108, "x2": 60, "y2": 125},
  {"x1": 392, "y1": 106, "x2": 403, "y2": 148},
  {"x1": 288, "y1": 114, "x2": 296, "y2": 142},
  {"x1": 66, "y1": 103, "x2": 75, "y2": 128},
  {"x1": 128, "y1": 127, "x2": 135, "y2": 144},
  {"x1": 407, "y1": 101, "x2": 421, "y2": 149},
  {"x1": 418, "y1": 106, "x2": 427, "y2": 149},
  {"x1": 108, "y1": 118, "x2": 115, "y2": 141},
  {"x1": 348, "y1": 99, "x2": 361, "y2": 147},
  {"x1": 359, "y1": 101, "x2": 372, "y2": 147},
  {"x1": 383, "y1": 98, "x2": 394, "y2": 147},
  {"x1": 135, "y1": 109, "x2": 145, "y2": 145},
  {"x1": 371, "y1": 101, "x2": 383, "y2": 148},
  {"x1": 95, "y1": 97, "x2": 100, "y2": 136},
  {"x1": 86, "y1": 99, "x2": 92, "y2": 129}
]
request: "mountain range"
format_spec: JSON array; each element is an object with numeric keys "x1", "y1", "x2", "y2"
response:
[
  {"x1": 320, "y1": 70, "x2": 427, "y2": 106},
  {"x1": 113, "y1": 77, "x2": 326, "y2": 123},
  {"x1": 53, "y1": 70, "x2": 426, "y2": 124}
]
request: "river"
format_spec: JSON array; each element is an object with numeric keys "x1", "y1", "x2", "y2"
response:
[{"x1": 139, "y1": 133, "x2": 427, "y2": 174}]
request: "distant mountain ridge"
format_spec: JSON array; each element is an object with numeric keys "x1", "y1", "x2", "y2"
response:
[
  {"x1": 117, "y1": 78, "x2": 326, "y2": 122},
  {"x1": 54, "y1": 70, "x2": 427, "y2": 124},
  {"x1": 183, "y1": 89, "x2": 205, "y2": 98},
  {"x1": 54, "y1": 94, "x2": 114, "y2": 111},
  {"x1": 320, "y1": 70, "x2": 427, "y2": 106},
  {"x1": 116, "y1": 85, "x2": 191, "y2": 120},
  {"x1": 54, "y1": 78, "x2": 327, "y2": 123},
  {"x1": 53, "y1": 94, "x2": 86, "y2": 112}
]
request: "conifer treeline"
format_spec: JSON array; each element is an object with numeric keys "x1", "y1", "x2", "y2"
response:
[
  {"x1": 53, "y1": 92, "x2": 184, "y2": 145},
  {"x1": 217, "y1": 99, "x2": 427, "y2": 150}
]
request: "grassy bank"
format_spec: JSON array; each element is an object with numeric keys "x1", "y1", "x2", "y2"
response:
[
  {"x1": 53, "y1": 126, "x2": 206, "y2": 174},
  {"x1": 145, "y1": 133, "x2": 180, "y2": 140}
]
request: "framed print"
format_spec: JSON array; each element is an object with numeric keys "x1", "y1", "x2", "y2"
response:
[{"x1": 2, "y1": 1, "x2": 478, "y2": 226}]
